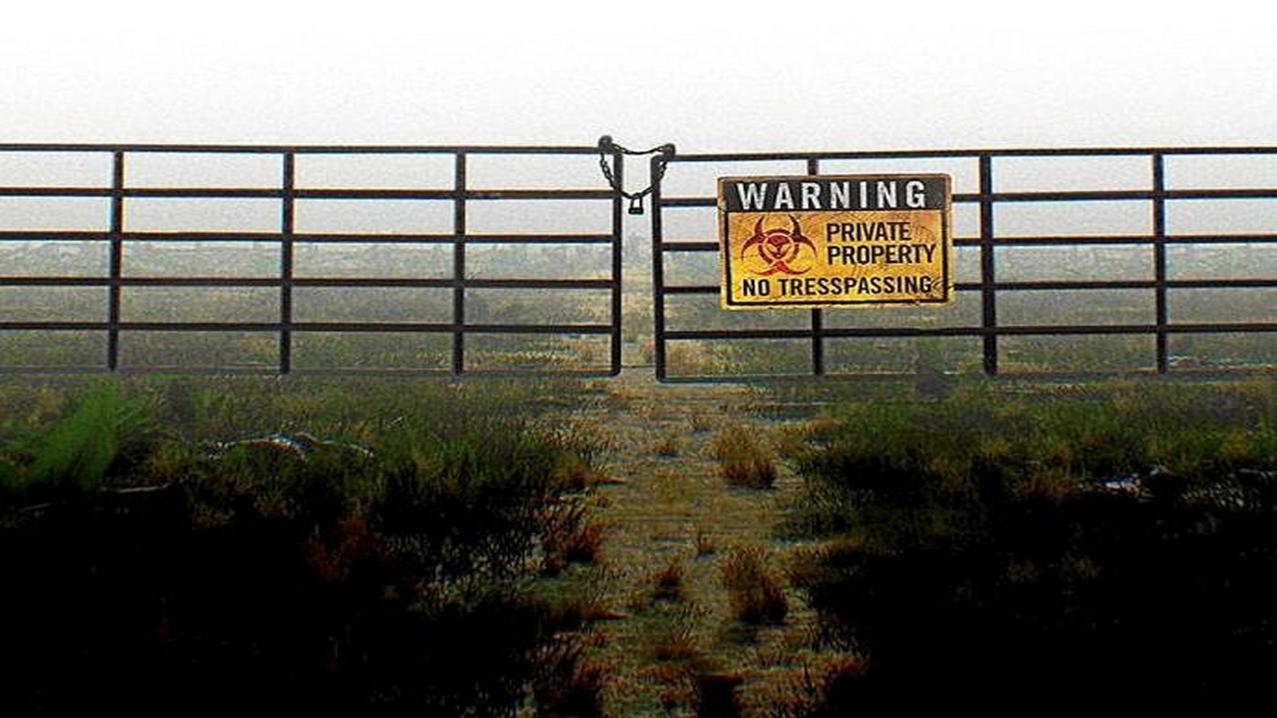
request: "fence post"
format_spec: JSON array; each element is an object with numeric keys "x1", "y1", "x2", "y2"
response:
[
  {"x1": 107, "y1": 150, "x2": 124, "y2": 371},
  {"x1": 979, "y1": 154, "x2": 998, "y2": 375},
  {"x1": 650, "y1": 154, "x2": 667, "y2": 381},
  {"x1": 807, "y1": 157, "x2": 825, "y2": 375},
  {"x1": 610, "y1": 150, "x2": 624, "y2": 375},
  {"x1": 279, "y1": 151, "x2": 295, "y2": 374},
  {"x1": 453, "y1": 151, "x2": 467, "y2": 375},
  {"x1": 1152, "y1": 153, "x2": 1169, "y2": 373}
]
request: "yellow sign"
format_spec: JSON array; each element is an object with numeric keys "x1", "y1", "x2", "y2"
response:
[{"x1": 718, "y1": 174, "x2": 953, "y2": 309}]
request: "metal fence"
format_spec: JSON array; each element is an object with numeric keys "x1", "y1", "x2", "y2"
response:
[
  {"x1": 0, "y1": 143, "x2": 624, "y2": 375},
  {"x1": 650, "y1": 147, "x2": 1277, "y2": 381}
]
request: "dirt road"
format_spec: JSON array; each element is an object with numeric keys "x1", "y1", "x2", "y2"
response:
[{"x1": 567, "y1": 370, "x2": 828, "y2": 716}]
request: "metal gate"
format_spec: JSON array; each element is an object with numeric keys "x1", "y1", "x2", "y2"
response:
[
  {"x1": 649, "y1": 147, "x2": 1277, "y2": 381},
  {"x1": 0, "y1": 143, "x2": 624, "y2": 375}
]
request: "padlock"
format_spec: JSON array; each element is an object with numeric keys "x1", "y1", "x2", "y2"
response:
[{"x1": 627, "y1": 196, "x2": 645, "y2": 215}]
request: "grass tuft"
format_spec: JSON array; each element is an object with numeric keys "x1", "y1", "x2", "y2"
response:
[
  {"x1": 688, "y1": 411, "x2": 715, "y2": 433},
  {"x1": 652, "y1": 431, "x2": 681, "y2": 457},
  {"x1": 642, "y1": 606, "x2": 702, "y2": 663},
  {"x1": 533, "y1": 639, "x2": 608, "y2": 718},
  {"x1": 694, "y1": 526, "x2": 716, "y2": 558},
  {"x1": 541, "y1": 502, "x2": 605, "y2": 575},
  {"x1": 652, "y1": 558, "x2": 686, "y2": 603},
  {"x1": 713, "y1": 424, "x2": 778, "y2": 489},
  {"x1": 720, "y1": 546, "x2": 788, "y2": 625}
]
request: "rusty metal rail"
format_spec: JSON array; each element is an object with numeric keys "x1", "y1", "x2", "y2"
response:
[
  {"x1": 0, "y1": 143, "x2": 624, "y2": 375},
  {"x1": 650, "y1": 146, "x2": 1277, "y2": 381}
]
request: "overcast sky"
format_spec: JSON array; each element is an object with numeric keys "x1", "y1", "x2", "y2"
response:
[{"x1": 3, "y1": 1, "x2": 1275, "y2": 153}]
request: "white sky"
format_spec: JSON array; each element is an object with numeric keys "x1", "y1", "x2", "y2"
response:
[{"x1": 1, "y1": 0, "x2": 1275, "y2": 152}]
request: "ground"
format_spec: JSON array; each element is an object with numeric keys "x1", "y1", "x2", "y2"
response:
[{"x1": 558, "y1": 370, "x2": 832, "y2": 716}]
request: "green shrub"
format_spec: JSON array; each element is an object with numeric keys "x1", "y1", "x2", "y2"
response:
[
  {"x1": 785, "y1": 380, "x2": 1277, "y2": 706},
  {"x1": 0, "y1": 379, "x2": 607, "y2": 716},
  {"x1": 1, "y1": 383, "x2": 156, "y2": 499}
]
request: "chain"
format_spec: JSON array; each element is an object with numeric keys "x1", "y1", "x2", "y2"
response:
[{"x1": 597, "y1": 135, "x2": 676, "y2": 214}]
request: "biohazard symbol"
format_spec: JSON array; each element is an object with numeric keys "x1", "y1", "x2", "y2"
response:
[{"x1": 740, "y1": 215, "x2": 816, "y2": 276}]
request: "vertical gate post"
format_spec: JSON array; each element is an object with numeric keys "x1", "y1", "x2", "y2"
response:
[
  {"x1": 279, "y1": 151, "x2": 295, "y2": 374},
  {"x1": 107, "y1": 150, "x2": 124, "y2": 371},
  {"x1": 452, "y1": 151, "x2": 467, "y2": 375},
  {"x1": 978, "y1": 154, "x2": 998, "y2": 375},
  {"x1": 1152, "y1": 153, "x2": 1169, "y2": 373},
  {"x1": 609, "y1": 150, "x2": 624, "y2": 375},
  {"x1": 806, "y1": 157, "x2": 825, "y2": 375},
  {"x1": 650, "y1": 154, "x2": 668, "y2": 381}
]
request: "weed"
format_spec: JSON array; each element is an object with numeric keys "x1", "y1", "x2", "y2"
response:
[
  {"x1": 758, "y1": 656, "x2": 868, "y2": 718},
  {"x1": 642, "y1": 606, "x2": 702, "y2": 663},
  {"x1": 541, "y1": 505, "x2": 605, "y2": 572},
  {"x1": 694, "y1": 527, "x2": 716, "y2": 557},
  {"x1": 0, "y1": 378, "x2": 605, "y2": 715},
  {"x1": 689, "y1": 411, "x2": 715, "y2": 433},
  {"x1": 713, "y1": 424, "x2": 778, "y2": 489},
  {"x1": 720, "y1": 546, "x2": 788, "y2": 625},
  {"x1": 552, "y1": 452, "x2": 595, "y2": 493},
  {"x1": 541, "y1": 501, "x2": 605, "y2": 575},
  {"x1": 784, "y1": 380, "x2": 1277, "y2": 705},
  {"x1": 652, "y1": 558, "x2": 686, "y2": 603},
  {"x1": 653, "y1": 431, "x2": 681, "y2": 457},
  {"x1": 533, "y1": 639, "x2": 608, "y2": 718}
]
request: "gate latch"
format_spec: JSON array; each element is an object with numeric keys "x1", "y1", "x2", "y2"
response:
[{"x1": 597, "y1": 135, "x2": 676, "y2": 216}]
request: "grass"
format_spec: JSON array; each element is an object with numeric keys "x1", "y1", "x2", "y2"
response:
[
  {"x1": 713, "y1": 424, "x2": 778, "y2": 489},
  {"x1": 540, "y1": 500, "x2": 606, "y2": 576},
  {"x1": 652, "y1": 430, "x2": 681, "y2": 457},
  {"x1": 689, "y1": 410, "x2": 716, "y2": 433},
  {"x1": 754, "y1": 655, "x2": 867, "y2": 718},
  {"x1": 640, "y1": 606, "x2": 703, "y2": 664},
  {"x1": 531, "y1": 640, "x2": 609, "y2": 718},
  {"x1": 781, "y1": 378, "x2": 1277, "y2": 707},
  {"x1": 0, "y1": 378, "x2": 611, "y2": 715},
  {"x1": 7, "y1": 369, "x2": 1277, "y2": 714},
  {"x1": 720, "y1": 546, "x2": 789, "y2": 625},
  {"x1": 9, "y1": 158, "x2": 1277, "y2": 715},
  {"x1": 694, "y1": 526, "x2": 716, "y2": 557},
  {"x1": 651, "y1": 558, "x2": 687, "y2": 603},
  {"x1": 0, "y1": 383, "x2": 156, "y2": 500}
]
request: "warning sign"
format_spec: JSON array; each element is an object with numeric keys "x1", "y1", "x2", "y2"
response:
[{"x1": 718, "y1": 174, "x2": 953, "y2": 309}]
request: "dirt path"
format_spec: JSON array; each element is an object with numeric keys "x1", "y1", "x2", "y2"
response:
[{"x1": 571, "y1": 370, "x2": 824, "y2": 716}]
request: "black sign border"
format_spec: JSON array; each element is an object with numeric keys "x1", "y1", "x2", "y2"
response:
[{"x1": 718, "y1": 173, "x2": 953, "y2": 309}]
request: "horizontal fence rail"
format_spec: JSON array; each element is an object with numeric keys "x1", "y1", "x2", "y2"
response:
[
  {"x1": 0, "y1": 144, "x2": 624, "y2": 375},
  {"x1": 650, "y1": 146, "x2": 1277, "y2": 381}
]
